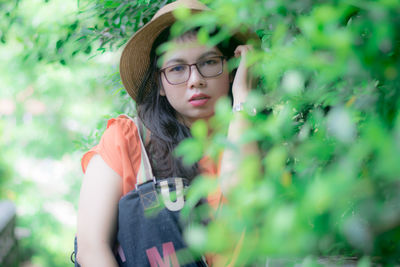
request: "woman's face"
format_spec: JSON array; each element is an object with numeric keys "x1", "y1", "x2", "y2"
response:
[{"x1": 159, "y1": 35, "x2": 230, "y2": 127}]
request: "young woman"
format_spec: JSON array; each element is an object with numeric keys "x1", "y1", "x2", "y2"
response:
[{"x1": 76, "y1": 0, "x2": 258, "y2": 266}]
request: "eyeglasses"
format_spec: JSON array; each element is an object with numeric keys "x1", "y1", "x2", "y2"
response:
[{"x1": 160, "y1": 56, "x2": 225, "y2": 85}]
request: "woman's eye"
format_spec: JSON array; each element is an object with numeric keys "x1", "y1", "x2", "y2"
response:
[
  {"x1": 168, "y1": 65, "x2": 185, "y2": 72},
  {"x1": 200, "y1": 59, "x2": 218, "y2": 66}
]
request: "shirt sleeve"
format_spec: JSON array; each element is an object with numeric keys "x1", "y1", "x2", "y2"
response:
[{"x1": 81, "y1": 116, "x2": 142, "y2": 195}]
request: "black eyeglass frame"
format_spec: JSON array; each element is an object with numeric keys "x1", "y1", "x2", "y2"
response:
[{"x1": 159, "y1": 56, "x2": 226, "y2": 85}]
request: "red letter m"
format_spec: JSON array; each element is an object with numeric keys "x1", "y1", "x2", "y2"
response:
[{"x1": 146, "y1": 242, "x2": 180, "y2": 267}]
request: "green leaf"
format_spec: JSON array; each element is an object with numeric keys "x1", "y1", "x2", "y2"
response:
[
  {"x1": 172, "y1": 6, "x2": 191, "y2": 20},
  {"x1": 56, "y1": 40, "x2": 63, "y2": 50},
  {"x1": 197, "y1": 27, "x2": 209, "y2": 44},
  {"x1": 190, "y1": 120, "x2": 208, "y2": 141},
  {"x1": 264, "y1": 145, "x2": 287, "y2": 175},
  {"x1": 104, "y1": 1, "x2": 120, "y2": 9},
  {"x1": 175, "y1": 138, "x2": 204, "y2": 166}
]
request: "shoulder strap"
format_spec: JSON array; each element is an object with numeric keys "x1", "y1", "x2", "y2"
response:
[{"x1": 120, "y1": 114, "x2": 154, "y2": 185}]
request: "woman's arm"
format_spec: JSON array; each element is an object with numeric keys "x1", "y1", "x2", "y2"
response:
[
  {"x1": 219, "y1": 45, "x2": 259, "y2": 195},
  {"x1": 76, "y1": 154, "x2": 122, "y2": 267}
]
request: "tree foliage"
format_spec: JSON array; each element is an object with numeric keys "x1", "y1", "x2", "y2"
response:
[
  {"x1": 175, "y1": 0, "x2": 400, "y2": 264},
  {"x1": 0, "y1": 0, "x2": 117, "y2": 266}
]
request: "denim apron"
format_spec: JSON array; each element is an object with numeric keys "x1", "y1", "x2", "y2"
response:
[{"x1": 73, "y1": 116, "x2": 207, "y2": 267}]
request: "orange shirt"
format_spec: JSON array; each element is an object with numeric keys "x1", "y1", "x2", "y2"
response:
[{"x1": 81, "y1": 115, "x2": 223, "y2": 207}]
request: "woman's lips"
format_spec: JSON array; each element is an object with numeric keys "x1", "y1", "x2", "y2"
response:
[
  {"x1": 189, "y1": 98, "x2": 209, "y2": 107},
  {"x1": 189, "y1": 94, "x2": 210, "y2": 107}
]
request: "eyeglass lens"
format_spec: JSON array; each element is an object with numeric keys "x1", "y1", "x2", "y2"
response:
[{"x1": 163, "y1": 56, "x2": 223, "y2": 85}]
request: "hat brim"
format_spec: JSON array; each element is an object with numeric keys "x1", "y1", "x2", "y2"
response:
[{"x1": 120, "y1": 12, "x2": 177, "y2": 101}]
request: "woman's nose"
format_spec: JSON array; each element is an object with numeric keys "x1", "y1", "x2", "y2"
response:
[{"x1": 187, "y1": 65, "x2": 206, "y2": 88}]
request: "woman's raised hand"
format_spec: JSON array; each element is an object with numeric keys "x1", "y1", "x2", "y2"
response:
[{"x1": 231, "y1": 44, "x2": 254, "y2": 105}]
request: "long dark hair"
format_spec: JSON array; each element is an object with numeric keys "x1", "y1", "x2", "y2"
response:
[{"x1": 136, "y1": 27, "x2": 239, "y2": 181}]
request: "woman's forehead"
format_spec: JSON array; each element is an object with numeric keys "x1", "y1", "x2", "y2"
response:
[{"x1": 159, "y1": 36, "x2": 222, "y2": 66}]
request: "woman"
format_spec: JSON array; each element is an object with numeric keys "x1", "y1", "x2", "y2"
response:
[{"x1": 76, "y1": 0, "x2": 258, "y2": 266}]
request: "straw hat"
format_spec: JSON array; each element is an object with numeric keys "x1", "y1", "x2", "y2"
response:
[{"x1": 120, "y1": 0, "x2": 254, "y2": 101}]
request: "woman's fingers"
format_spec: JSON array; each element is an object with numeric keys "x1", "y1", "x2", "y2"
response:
[
  {"x1": 232, "y1": 45, "x2": 254, "y2": 103},
  {"x1": 234, "y1": 45, "x2": 253, "y2": 58}
]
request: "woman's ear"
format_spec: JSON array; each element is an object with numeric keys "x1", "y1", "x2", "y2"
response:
[
  {"x1": 159, "y1": 87, "x2": 166, "y2": 96},
  {"x1": 158, "y1": 72, "x2": 166, "y2": 96}
]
